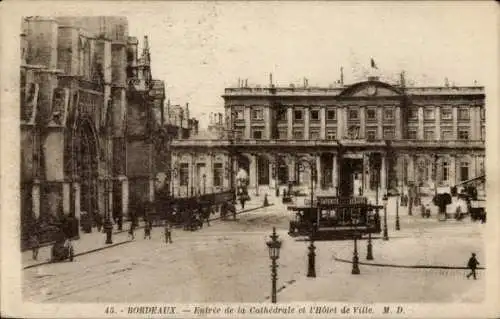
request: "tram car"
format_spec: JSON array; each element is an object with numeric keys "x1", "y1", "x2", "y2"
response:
[{"x1": 288, "y1": 196, "x2": 382, "y2": 240}]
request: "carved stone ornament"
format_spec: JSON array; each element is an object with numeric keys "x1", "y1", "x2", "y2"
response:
[
  {"x1": 91, "y1": 57, "x2": 105, "y2": 91},
  {"x1": 50, "y1": 88, "x2": 68, "y2": 126},
  {"x1": 367, "y1": 85, "x2": 378, "y2": 96},
  {"x1": 348, "y1": 126, "x2": 360, "y2": 139},
  {"x1": 21, "y1": 83, "x2": 39, "y2": 123}
]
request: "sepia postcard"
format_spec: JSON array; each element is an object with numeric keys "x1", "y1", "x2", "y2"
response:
[{"x1": 1, "y1": 1, "x2": 499, "y2": 318}]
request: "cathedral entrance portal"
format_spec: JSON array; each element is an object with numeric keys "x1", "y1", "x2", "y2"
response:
[{"x1": 75, "y1": 119, "x2": 99, "y2": 217}]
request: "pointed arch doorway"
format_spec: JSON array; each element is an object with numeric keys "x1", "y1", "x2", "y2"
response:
[{"x1": 74, "y1": 118, "x2": 100, "y2": 217}]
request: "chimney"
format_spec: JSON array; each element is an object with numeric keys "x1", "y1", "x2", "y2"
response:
[
  {"x1": 340, "y1": 67, "x2": 344, "y2": 86},
  {"x1": 142, "y1": 35, "x2": 150, "y2": 64},
  {"x1": 238, "y1": 78, "x2": 241, "y2": 87},
  {"x1": 245, "y1": 79, "x2": 248, "y2": 87},
  {"x1": 400, "y1": 71, "x2": 406, "y2": 88},
  {"x1": 269, "y1": 73, "x2": 273, "y2": 87},
  {"x1": 218, "y1": 113, "x2": 222, "y2": 125},
  {"x1": 445, "y1": 77, "x2": 450, "y2": 87}
]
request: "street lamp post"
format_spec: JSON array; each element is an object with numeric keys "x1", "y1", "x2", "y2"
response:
[
  {"x1": 103, "y1": 177, "x2": 113, "y2": 244},
  {"x1": 352, "y1": 210, "x2": 360, "y2": 274},
  {"x1": 227, "y1": 111, "x2": 237, "y2": 195},
  {"x1": 202, "y1": 173, "x2": 206, "y2": 195},
  {"x1": 255, "y1": 156, "x2": 260, "y2": 197},
  {"x1": 382, "y1": 194, "x2": 389, "y2": 241},
  {"x1": 408, "y1": 183, "x2": 413, "y2": 216},
  {"x1": 272, "y1": 157, "x2": 283, "y2": 198},
  {"x1": 266, "y1": 227, "x2": 282, "y2": 304},
  {"x1": 103, "y1": 111, "x2": 113, "y2": 244},
  {"x1": 274, "y1": 163, "x2": 280, "y2": 197},
  {"x1": 434, "y1": 154, "x2": 438, "y2": 196},
  {"x1": 366, "y1": 224, "x2": 374, "y2": 260},
  {"x1": 395, "y1": 194, "x2": 401, "y2": 231},
  {"x1": 307, "y1": 226, "x2": 316, "y2": 278}
]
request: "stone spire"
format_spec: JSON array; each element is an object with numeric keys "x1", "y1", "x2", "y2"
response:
[{"x1": 142, "y1": 35, "x2": 150, "y2": 66}]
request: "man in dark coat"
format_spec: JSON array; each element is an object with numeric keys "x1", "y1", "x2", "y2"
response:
[
  {"x1": 144, "y1": 219, "x2": 152, "y2": 239},
  {"x1": 239, "y1": 195, "x2": 246, "y2": 210},
  {"x1": 164, "y1": 222, "x2": 173, "y2": 244},
  {"x1": 128, "y1": 219, "x2": 136, "y2": 240},
  {"x1": 466, "y1": 253, "x2": 480, "y2": 280},
  {"x1": 29, "y1": 224, "x2": 40, "y2": 260}
]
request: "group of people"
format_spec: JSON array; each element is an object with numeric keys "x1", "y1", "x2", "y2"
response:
[{"x1": 127, "y1": 219, "x2": 172, "y2": 244}]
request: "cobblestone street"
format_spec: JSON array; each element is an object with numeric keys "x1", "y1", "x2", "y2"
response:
[{"x1": 23, "y1": 194, "x2": 485, "y2": 303}]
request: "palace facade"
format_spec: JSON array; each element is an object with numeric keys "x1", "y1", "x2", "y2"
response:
[
  {"x1": 20, "y1": 17, "x2": 196, "y2": 246},
  {"x1": 171, "y1": 74, "x2": 485, "y2": 198}
]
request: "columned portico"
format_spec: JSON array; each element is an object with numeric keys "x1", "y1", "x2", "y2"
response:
[{"x1": 315, "y1": 155, "x2": 322, "y2": 190}]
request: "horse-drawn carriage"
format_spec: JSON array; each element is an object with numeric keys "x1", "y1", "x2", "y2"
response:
[
  {"x1": 153, "y1": 189, "x2": 236, "y2": 230},
  {"x1": 220, "y1": 200, "x2": 237, "y2": 220},
  {"x1": 51, "y1": 236, "x2": 74, "y2": 262},
  {"x1": 47, "y1": 222, "x2": 75, "y2": 262}
]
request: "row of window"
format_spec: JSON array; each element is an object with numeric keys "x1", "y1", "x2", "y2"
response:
[
  {"x1": 411, "y1": 159, "x2": 484, "y2": 183},
  {"x1": 409, "y1": 107, "x2": 483, "y2": 121},
  {"x1": 178, "y1": 163, "x2": 224, "y2": 187},
  {"x1": 246, "y1": 126, "x2": 485, "y2": 141},
  {"x1": 235, "y1": 107, "x2": 485, "y2": 123}
]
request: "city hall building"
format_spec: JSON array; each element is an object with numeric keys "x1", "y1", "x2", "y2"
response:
[{"x1": 171, "y1": 73, "x2": 485, "y2": 198}]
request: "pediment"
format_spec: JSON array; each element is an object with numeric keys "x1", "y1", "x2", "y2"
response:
[{"x1": 340, "y1": 81, "x2": 402, "y2": 97}]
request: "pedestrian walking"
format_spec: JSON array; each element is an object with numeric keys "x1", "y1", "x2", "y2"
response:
[
  {"x1": 128, "y1": 221, "x2": 136, "y2": 240},
  {"x1": 96, "y1": 214, "x2": 103, "y2": 232},
  {"x1": 202, "y1": 206, "x2": 210, "y2": 227},
  {"x1": 466, "y1": 253, "x2": 480, "y2": 280},
  {"x1": 29, "y1": 230, "x2": 40, "y2": 261},
  {"x1": 164, "y1": 223, "x2": 173, "y2": 244},
  {"x1": 144, "y1": 220, "x2": 152, "y2": 239},
  {"x1": 240, "y1": 196, "x2": 246, "y2": 210}
]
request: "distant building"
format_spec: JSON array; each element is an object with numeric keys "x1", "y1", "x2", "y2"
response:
[
  {"x1": 170, "y1": 112, "x2": 229, "y2": 197},
  {"x1": 171, "y1": 73, "x2": 485, "y2": 198}
]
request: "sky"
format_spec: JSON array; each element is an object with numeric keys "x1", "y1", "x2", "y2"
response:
[{"x1": 86, "y1": 2, "x2": 500, "y2": 128}]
